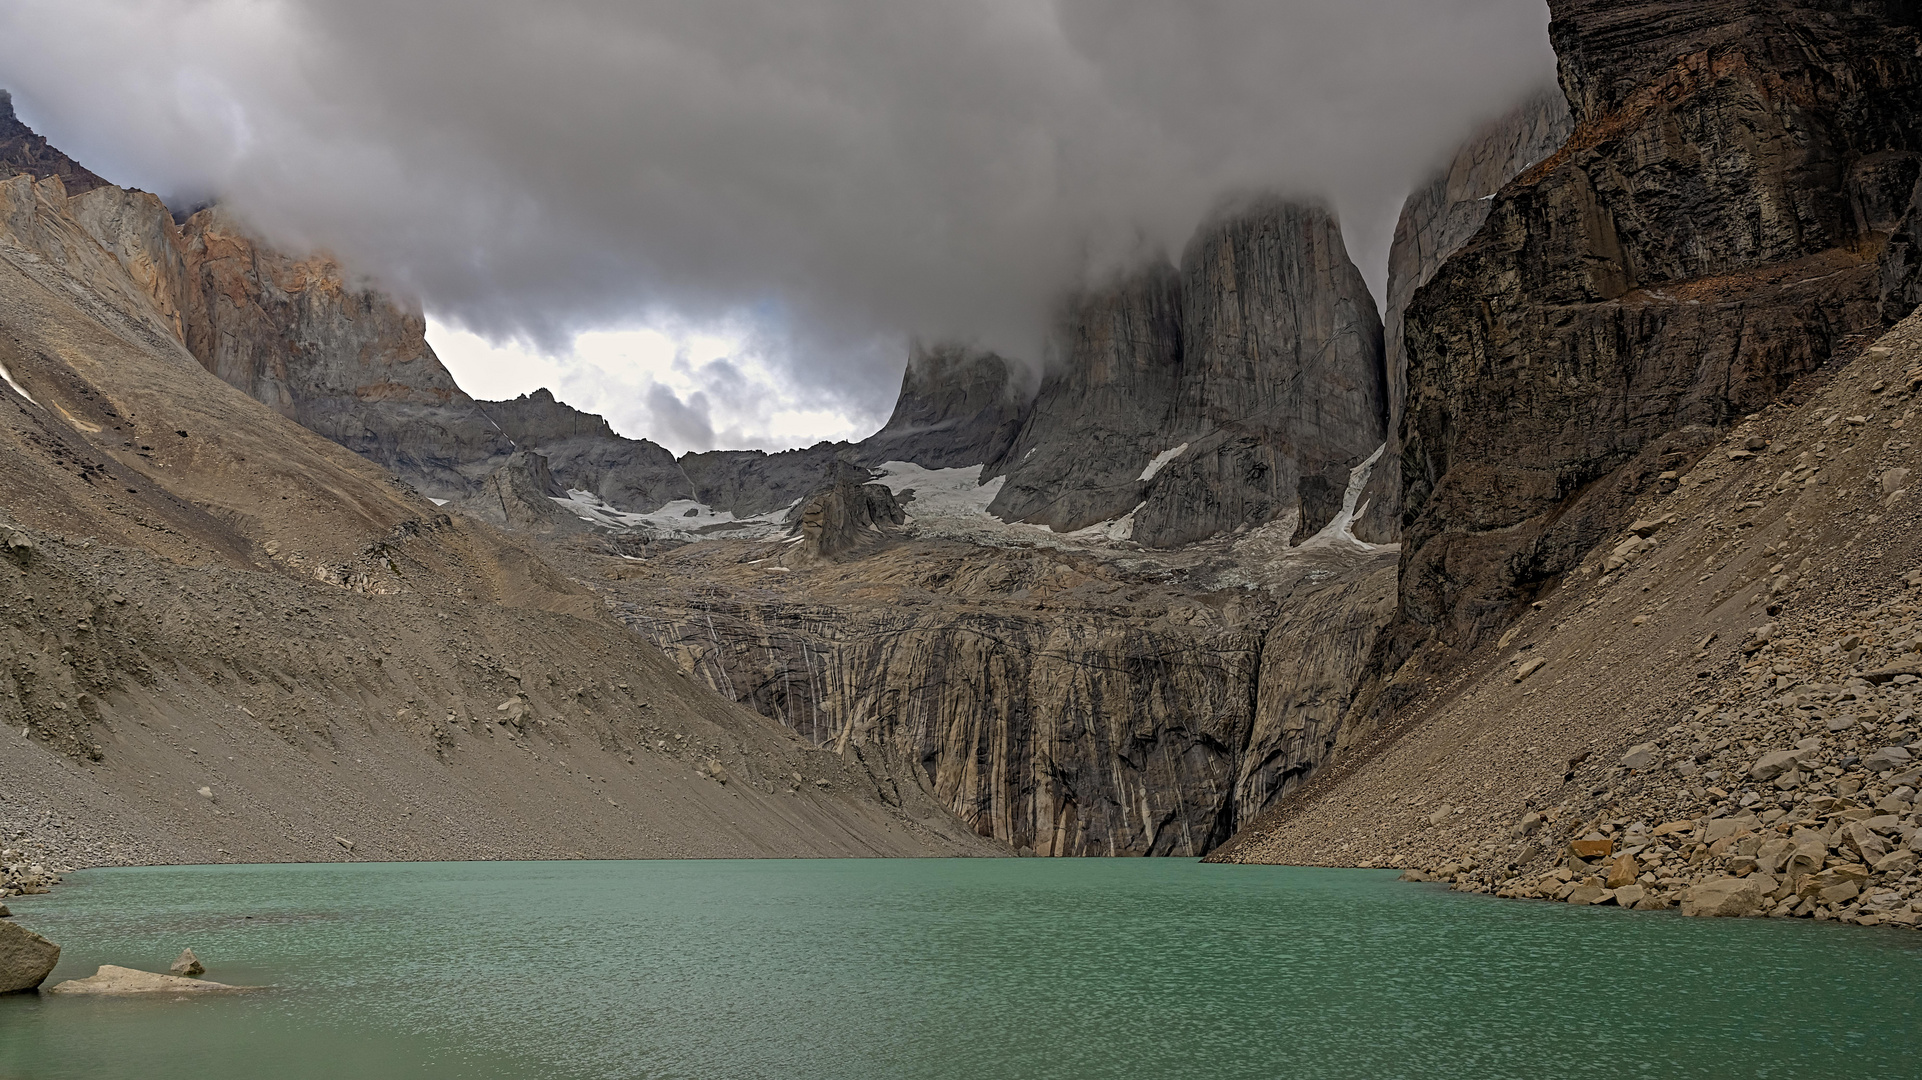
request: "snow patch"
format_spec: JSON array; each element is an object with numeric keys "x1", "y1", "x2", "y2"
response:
[
  {"x1": 0, "y1": 362, "x2": 37, "y2": 406},
  {"x1": 1139, "y1": 443, "x2": 1189, "y2": 482},
  {"x1": 1296, "y1": 443, "x2": 1396, "y2": 554},
  {"x1": 548, "y1": 490, "x2": 799, "y2": 539}
]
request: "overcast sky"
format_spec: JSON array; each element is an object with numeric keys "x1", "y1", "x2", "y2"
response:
[{"x1": 1, "y1": 0, "x2": 1556, "y2": 453}]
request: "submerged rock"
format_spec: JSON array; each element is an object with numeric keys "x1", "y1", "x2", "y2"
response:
[
  {"x1": 44, "y1": 964, "x2": 254, "y2": 995},
  {"x1": 0, "y1": 919, "x2": 60, "y2": 994}
]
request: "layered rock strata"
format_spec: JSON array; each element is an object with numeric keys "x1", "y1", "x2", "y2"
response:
[
  {"x1": 1352, "y1": 88, "x2": 1574, "y2": 544},
  {"x1": 1218, "y1": 314, "x2": 1922, "y2": 934},
  {"x1": 1387, "y1": 0, "x2": 1922, "y2": 680}
]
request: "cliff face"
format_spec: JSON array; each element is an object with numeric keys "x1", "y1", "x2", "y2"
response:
[
  {"x1": 594, "y1": 535, "x2": 1395, "y2": 856},
  {"x1": 989, "y1": 200, "x2": 1387, "y2": 548},
  {"x1": 1387, "y1": 0, "x2": 1922, "y2": 673},
  {"x1": 0, "y1": 162, "x2": 985, "y2": 865},
  {"x1": 1352, "y1": 89, "x2": 1575, "y2": 544},
  {"x1": 479, "y1": 389, "x2": 692, "y2": 512},
  {"x1": 1139, "y1": 200, "x2": 1387, "y2": 547},
  {"x1": 986, "y1": 262, "x2": 1185, "y2": 532},
  {"x1": 854, "y1": 343, "x2": 1028, "y2": 470}
]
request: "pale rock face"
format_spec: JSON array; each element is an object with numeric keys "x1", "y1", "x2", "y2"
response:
[
  {"x1": 0, "y1": 919, "x2": 60, "y2": 994},
  {"x1": 1352, "y1": 87, "x2": 1574, "y2": 544},
  {"x1": 1138, "y1": 199, "x2": 1386, "y2": 548}
]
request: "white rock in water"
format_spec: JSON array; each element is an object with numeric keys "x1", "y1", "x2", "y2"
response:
[{"x1": 44, "y1": 964, "x2": 255, "y2": 995}]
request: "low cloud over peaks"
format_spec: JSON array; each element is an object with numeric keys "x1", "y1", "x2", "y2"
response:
[{"x1": 0, "y1": 0, "x2": 1556, "y2": 450}]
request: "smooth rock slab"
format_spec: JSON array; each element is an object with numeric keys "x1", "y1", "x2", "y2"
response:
[
  {"x1": 0, "y1": 919, "x2": 60, "y2": 994},
  {"x1": 44, "y1": 965, "x2": 256, "y2": 995}
]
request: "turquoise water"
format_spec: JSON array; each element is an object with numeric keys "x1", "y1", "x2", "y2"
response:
[{"x1": 2, "y1": 860, "x2": 1920, "y2": 1080}]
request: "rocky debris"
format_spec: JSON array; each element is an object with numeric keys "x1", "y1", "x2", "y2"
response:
[
  {"x1": 169, "y1": 948, "x2": 204, "y2": 977},
  {"x1": 1, "y1": 857, "x2": 61, "y2": 899},
  {"x1": 853, "y1": 343, "x2": 1028, "y2": 471},
  {"x1": 0, "y1": 917, "x2": 60, "y2": 993},
  {"x1": 1220, "y1": 314, "x2": 1922, "y2": 931},
  {"x1": 1353, "y1": 86, "x2": 1574, "y2": 545},
  {"x1": 45, "y1": 964, "x2": 253, "y2": 995},
  {"x1": 1387, "y1": 1, "x2": 1922, "y2": 670},
  {"x1": 784, "y1": 463, "x2": 906, "y2": 562}
]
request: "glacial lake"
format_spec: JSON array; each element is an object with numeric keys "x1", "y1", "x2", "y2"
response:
[{"x1": 3, "y1": 859, "x2": 1920, "y2": 1080}]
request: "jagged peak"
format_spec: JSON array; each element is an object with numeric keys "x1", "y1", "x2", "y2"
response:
[{"x1": 0, "y1": 88, "x2": 110, "y2": 196}]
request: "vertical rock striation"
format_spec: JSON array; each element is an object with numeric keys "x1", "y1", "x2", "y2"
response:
[
  {"x1": 1385, "y1": 0, "x2": 1922, "y2": 675},
  {"x1": 1137, "y1": 199, "x2": 1386, "y2": 548},
  {"x1": 854, "y1": 342, "x2": 1028, "y2": 470},
  {"x1": 986, "y1": 261, "x2": 1185, "y2": 533},
  {"x1": 989, "y1": 199, "x2": 1387, "y2": 548},
  {"x1": 1352, "y1": 88, "x2": 1575, "y2": 544}
]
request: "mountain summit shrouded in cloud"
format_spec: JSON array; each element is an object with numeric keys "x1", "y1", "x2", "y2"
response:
[{"x1": 0, "y1": 0, "x2": 1556, "y2": 451}]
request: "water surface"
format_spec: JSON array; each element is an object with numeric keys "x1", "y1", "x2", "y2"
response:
[{"x1": 2, "y1": 859, "x2": 1918, "y2": 1079}]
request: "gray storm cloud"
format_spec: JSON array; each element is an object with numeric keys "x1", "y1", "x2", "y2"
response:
[{"x1": 0, "y1": 0, "x2": 1556, "y2": 449}]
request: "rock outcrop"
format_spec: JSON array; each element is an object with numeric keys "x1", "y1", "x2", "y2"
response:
[
  {"x1": 45, "y1": 965, "x2": 252, "y2": 995},
  {"x1": 783, "y1": 462, "x2": 906, "y2": 562},
  {"x1": 457, "y1": 451, "x2": 594, "y2": 535},
  {"x1": 0, "y1": 918, "x2": 59, "y2": 994},
  {"x1": 0, "y1": 113, "x2": 998, "y2": 867},
  {"x1": 1387, "y1": 0, "x2": 1922, "y2": 674},
  {"x1": 1352, "y1": 88, "x2": 1575, "y2": 544},
  {"x1": 680, "y1": 444, "x2": 849, "y2": 518},
  {"x1": 597, "y1": 531, "x2": 1396, "y2": 856},
  {"x1": 0, "y1": 91, "x2": 107, "y2": 196},
  {"x1": 478, "y1": 389, "x2": 693, "y2": 511},
  {"x1": 989, "y1": 199, "x2": 1387, "y2": 548},
  {"x1": 853, "y1": 342, "x2": 1028, "y2": 470}
]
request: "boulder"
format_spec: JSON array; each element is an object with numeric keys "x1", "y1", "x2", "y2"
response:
[
  {"x1": 1604, "y1": 853, "x2": 1640, "y2": 889},
  {"x1": 1680, "y1": 876, "x2": 1768, "y2": 918},
  {"x1": 1864, "y1": 745, "x2": 1914, "y2": 773},
  {"x1": 44, "y1": 965, "x2": 252, "y2": 995},
  {"x1": 1750, "y1": 750, "x2": 1803, "y2": 781},
  {"x1": 0, "y1": 919, "x2": 60, "y2": 994},
  {"x1": 1569, "y1": 838, "x2": 1614, "y2": 859},
  {"x1": 169, "y1": 948, "x2": 204, "y2": 978},
  {"x1": 1566, "y1": 885, "x2": 1611, "y2": 905},
  {"x1": 1611, "y1": 884, "x2": 1646, "y2": 909},
  {"x1": 1621, "y1": 743, "x2": 1659, "y2": 771}
]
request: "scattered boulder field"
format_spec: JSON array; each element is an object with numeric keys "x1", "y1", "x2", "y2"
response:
[{"x1": 1213, "y1": 319, "x2": 1922, "y2": 930}]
